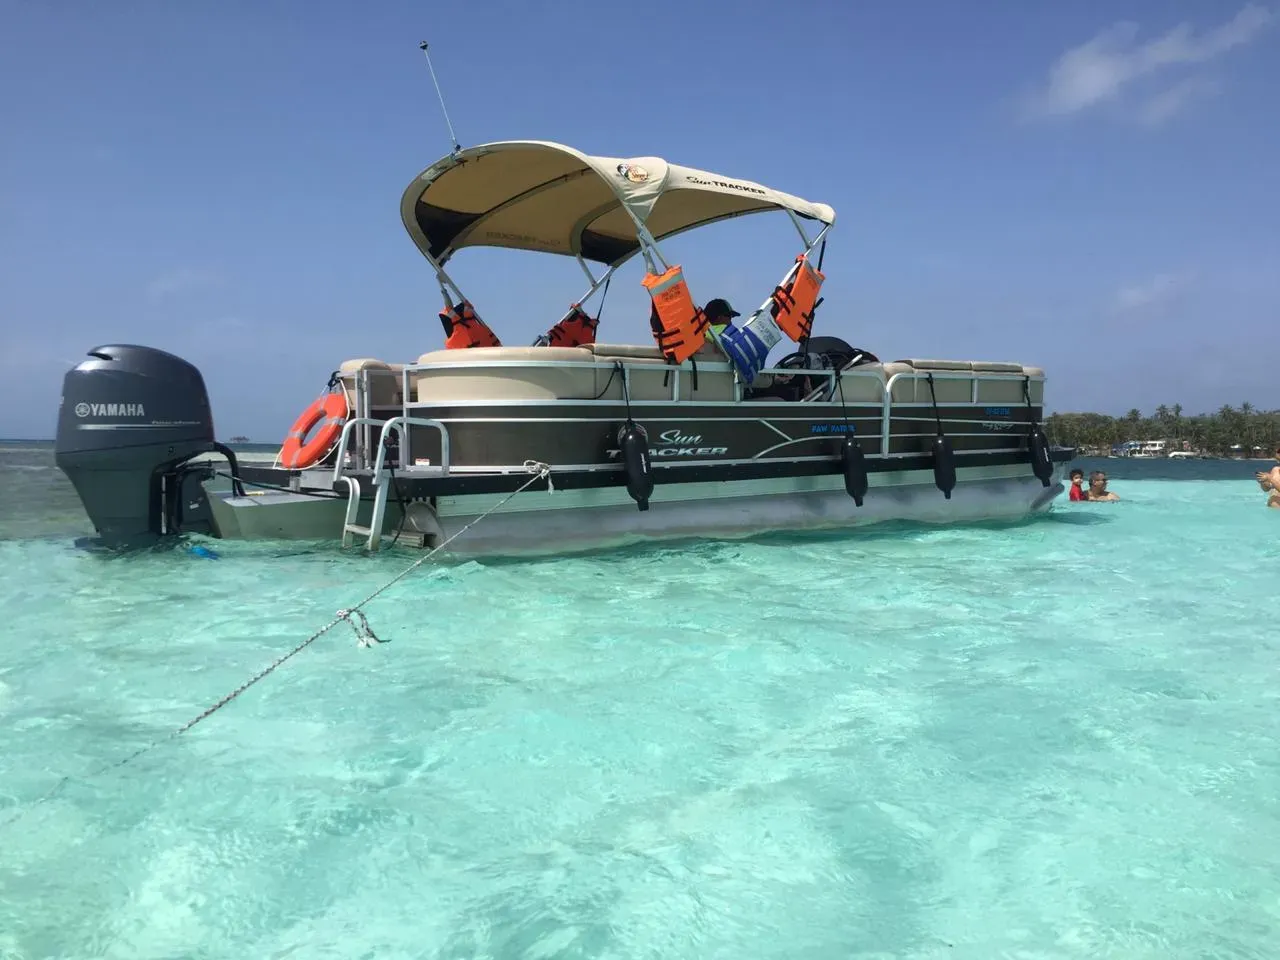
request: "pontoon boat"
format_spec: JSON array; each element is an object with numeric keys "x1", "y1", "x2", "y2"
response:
[{"x1": 54, "y1": 140, "x2": 1073, "y2": 557}]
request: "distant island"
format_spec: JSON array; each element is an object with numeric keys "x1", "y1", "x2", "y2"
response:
[
  {"x1": 1048, "y1": 403, "x2": 1278, "y2": 458},
  {"x1": 228, "y1": 435, "x2": 251, "y2": 444}
]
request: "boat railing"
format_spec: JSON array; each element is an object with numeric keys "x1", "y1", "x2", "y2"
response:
[
  {"x1": 393, "y1": 353, "x2": 893, "y2": 405},
  {"x1": 371, "y1": 415, "x2": 451, "y2": 481},
  {"x1": 393, "y1": 354, "x2": 1043, "y2": 402},
  {"x1": 331, "y1": 415, "x2": 451, "y2": 485},
  {"x1": 331, "y1": 416, "x2": 381, "y2": 482},
  {"x1": 336, "y1": 355, "x2": 1047, "y2": 468},
  {"x1": 882, "y1": 368, "x2": 1045, "y2": 405},
  {"x1": 880, "y1": 369, "x2": 1046, "y2": 458}
]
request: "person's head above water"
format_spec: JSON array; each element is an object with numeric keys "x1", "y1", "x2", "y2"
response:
[
  {"x1": 1067, "y1": 467, "x2": 1088, "y2": 500},
  {"x1": 1088, "y1": 470, "x2": 1119, "y2": 500}
]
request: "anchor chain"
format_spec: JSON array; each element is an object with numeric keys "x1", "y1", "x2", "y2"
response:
[
  {"x1": 0, "y1": 460, "x2": 556, "y2": 831},
  {"x1": 339, "y1": 608, "x2": 382, "y2": 648}
]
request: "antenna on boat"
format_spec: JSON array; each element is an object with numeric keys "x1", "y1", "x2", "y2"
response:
[{"x1": 418, "y1": 41, "x2": 461, "y2": 155}]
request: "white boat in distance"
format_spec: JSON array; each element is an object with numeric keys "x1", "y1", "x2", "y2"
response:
[{"x1": 54, "y1": 139, "x2": 1072, "y2": 558}]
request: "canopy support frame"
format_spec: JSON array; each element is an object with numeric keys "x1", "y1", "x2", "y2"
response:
[{"x1": 402, "y1": 140, "x2": 837, "y2": 347}]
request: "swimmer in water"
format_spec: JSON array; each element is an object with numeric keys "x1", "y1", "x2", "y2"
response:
[
  {"x1": 1068, "y1": 468, "x2": 1087, "y2": 501},
  {"x1": 1086, "y1": 470, "x2": 1119, "y2": 501},
  {"x1": 1255, "y1": 446, "x2": 1280, "y2": 509}
]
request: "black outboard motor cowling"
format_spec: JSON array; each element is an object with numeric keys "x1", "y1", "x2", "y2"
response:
[{"x1": 54, "y1": 345, "x2": 218, "y2": 547}]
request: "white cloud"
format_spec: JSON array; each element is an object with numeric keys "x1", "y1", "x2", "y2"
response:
[
  {"x1": 1136, "y1": 75, "x2": 1223, "y2": 127},
  {"x1": 1113, "y1": 271, "x2": 1194, "y2": 313},
  {"x1": 1022, "y1": 4, "x2": 1274, "y2": 123}
]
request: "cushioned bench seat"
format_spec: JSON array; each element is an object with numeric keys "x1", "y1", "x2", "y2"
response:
[
  {"x1": 886, "y1": 358, "x2": 1045, "y2": 404},
  {"x1": 338, "y1": 358, "x2": 407, "y2": 407},
  {"x1": 405, "y1": 345, "x2": 738, "y2": 403}
]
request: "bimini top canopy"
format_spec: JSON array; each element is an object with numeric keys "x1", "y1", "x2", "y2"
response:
[{"x1": 399, "y1": 140, "x2": 836, "y2": 268}]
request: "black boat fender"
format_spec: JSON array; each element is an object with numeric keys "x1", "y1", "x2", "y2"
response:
[
  {"x1": 1022, "y1": 378, "x2": 1054, "y2": 487},
  {"x1": 618, "y1": 421, "x2": 653, "y2": 511},
  {"x1": 1028, "y1": 424, "x2": 1053, "y2": 487},
  {"x1": 925, "y1": 373, "x2": 957, "y2": 499},
  {"x1": 931, "y1": 434, "x2": 957, "y2": 500},
  {"x1": 833, "y1": 369, "x2": 868, "y2": 507},
  {"x1": 842, "y1": 435, "x2": 868, "y2": 506}
]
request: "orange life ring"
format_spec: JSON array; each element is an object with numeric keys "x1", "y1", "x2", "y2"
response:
[{"x1": 279, "y1": 391, "x2": 348, "y2": 469}]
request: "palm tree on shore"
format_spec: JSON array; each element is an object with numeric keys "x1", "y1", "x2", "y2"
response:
[{"x1": 1046, "y1": 403, "x2": 1279, "y2": 457}]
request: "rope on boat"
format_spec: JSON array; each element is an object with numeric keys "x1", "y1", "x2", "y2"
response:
[{"x1": 0, "y1": 460, "x2": 556, "y2": 831}]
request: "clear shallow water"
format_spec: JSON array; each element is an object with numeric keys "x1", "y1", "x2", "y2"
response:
[{"x1": 1, "y1": 444, "x2": 1279, "y2": 958}]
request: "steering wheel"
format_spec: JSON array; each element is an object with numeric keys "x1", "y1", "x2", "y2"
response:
[
  {"x1": 771, "y1": 351, "x2": 818, "y2": 380},
  {"x1": 761, "y1": 350, "x2": 827, "y2": 401}
]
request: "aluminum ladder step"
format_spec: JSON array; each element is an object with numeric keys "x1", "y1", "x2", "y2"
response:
[{"x1": 343, "y1": 523, "x2": 429, "y2": 549}]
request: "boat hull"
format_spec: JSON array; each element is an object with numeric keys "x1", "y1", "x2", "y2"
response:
[
  {"x1": 54, "y1": 342, "x2": 1073, "y2": 558},
  {"x1": 206, "y1": 460, "x2": 1066, "y2": 560}
]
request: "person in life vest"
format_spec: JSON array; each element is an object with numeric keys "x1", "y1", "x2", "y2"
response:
[
  {"x1": 703, "y1": 298, "x2": 741, "y2": 338},
  {"x1": 704, "y1": 297, "x2": 774, "y2": 383}
]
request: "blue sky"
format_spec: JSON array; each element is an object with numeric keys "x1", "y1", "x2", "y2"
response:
[{"x1": 2, "y1": 0, "x2": 1276, "y2": 440}]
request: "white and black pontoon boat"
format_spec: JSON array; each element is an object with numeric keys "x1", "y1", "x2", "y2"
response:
[{"x1": 53, "y1": 140, "x2": 1073, "y2": 557}]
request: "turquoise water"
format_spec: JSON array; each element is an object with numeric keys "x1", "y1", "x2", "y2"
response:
[{"x1": 2, "y1": 443, "x2": 1279, "y2": 958}]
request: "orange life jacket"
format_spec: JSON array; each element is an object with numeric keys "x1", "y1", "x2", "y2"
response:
[
  {"x1": 439, "y1": 300, "x2": 501, "y2": 349},
  {"x1": 545, "y1": 305, "x2": 599, "y2": 347},
  {"x1": 770, "y1": 254, "x2": 825, "y2": 343},
  {"x1": 642, "y1": 265, "x2": 709, "y2": 364}
]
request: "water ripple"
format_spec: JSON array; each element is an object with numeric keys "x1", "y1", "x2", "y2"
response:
[{"x1": 0, "y1": 476, "x2": 1278, "y2": 957}]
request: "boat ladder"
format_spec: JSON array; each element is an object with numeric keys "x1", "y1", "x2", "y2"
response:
[{"x1": 332, "y1": 416, "x2": 451, "y2": 551}]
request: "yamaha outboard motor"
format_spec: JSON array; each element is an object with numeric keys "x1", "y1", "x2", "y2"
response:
[{"x1": 54, "y1": 344, "x2": 226, "y2": 548}]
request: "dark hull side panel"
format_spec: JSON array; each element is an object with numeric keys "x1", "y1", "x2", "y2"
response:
[
  {"x1": 239, "y1": 392, "x2": 1068, "y2": 501},
  {"x1": 387, "y1": 401, "x2": 1044, "y2": 468}
]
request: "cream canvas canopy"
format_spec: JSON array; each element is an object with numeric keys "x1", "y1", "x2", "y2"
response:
[{"x1": 399, "y1": 140, "x2": 837, "y2": 270}]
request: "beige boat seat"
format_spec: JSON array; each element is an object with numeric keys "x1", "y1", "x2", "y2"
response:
[
  {"x1": 362, "y1": 347, "x2": 1048, "y2": 407},
  {"x1": 885, "y1": 358, "x2": 1045, "y2": 403},
  {"x1": 585, "y1": 340, "x2": 723, "y2": 361},
  {"x1": 585, "y1": 342, "x2": 735, "y2": 402},
  {"x1": 412, "y1": 346, "x2": 597, "y2": 402},
  {"x1": 338, "y1": 358, "x2": 406, "y2": 407},
  {"x1": 409, "y1": 343, "x2": 737, "y2": 403}
]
